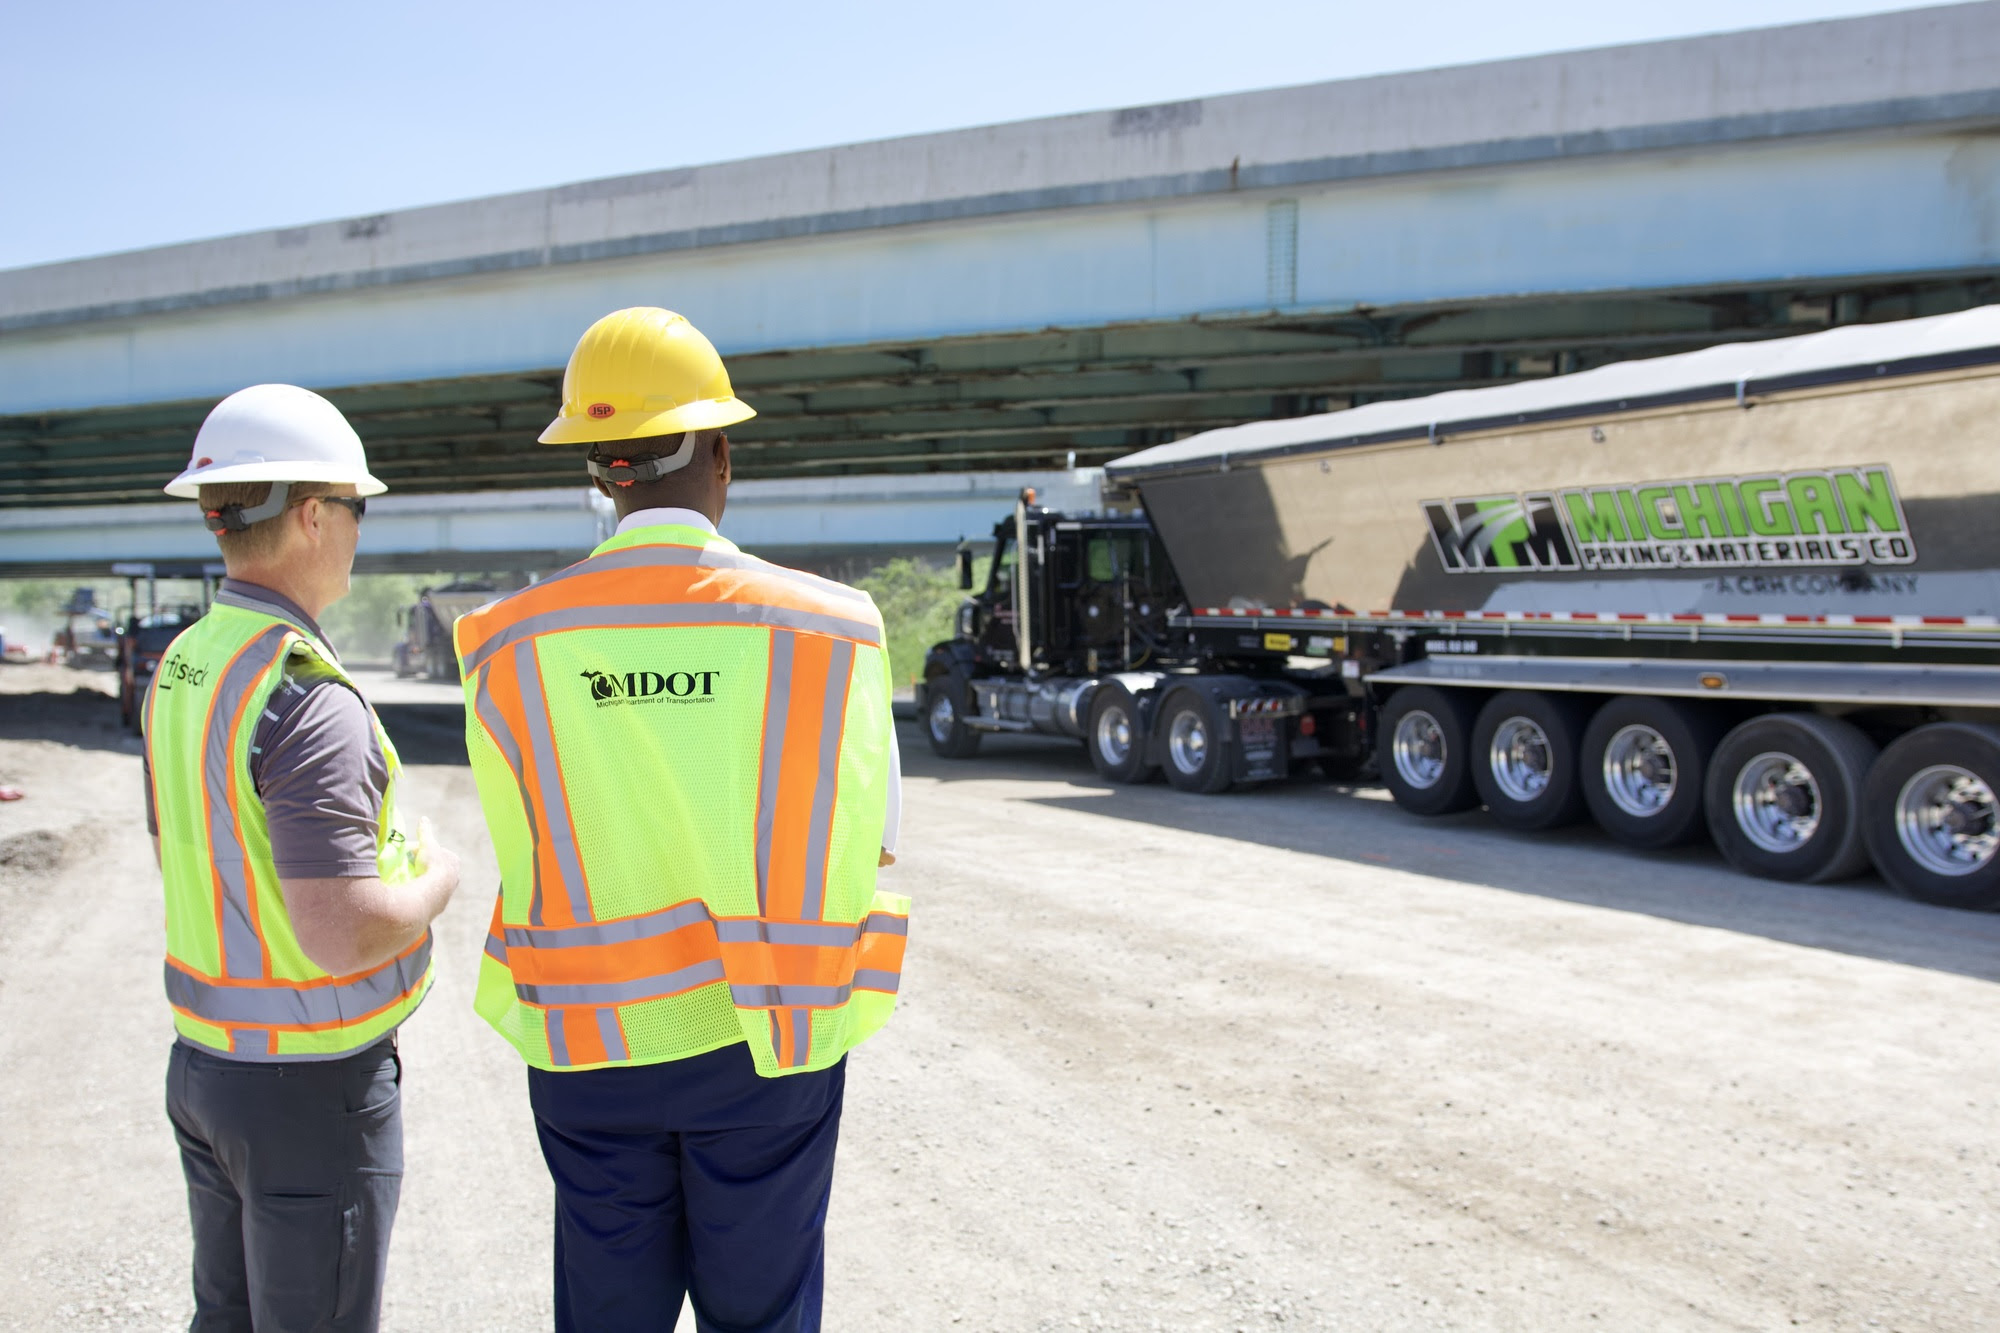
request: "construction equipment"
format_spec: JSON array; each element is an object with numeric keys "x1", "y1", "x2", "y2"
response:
[
  {"x1": 392, "y1": 583, "x2": 497, "y2": 681},
  {"x1": 920, "y1": 304, "x2": 2000, "y2": 911}
]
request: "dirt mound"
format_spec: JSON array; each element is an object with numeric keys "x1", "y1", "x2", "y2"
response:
[{"x1": 0, "y1": 828, "x2": 64, "y2": 877}]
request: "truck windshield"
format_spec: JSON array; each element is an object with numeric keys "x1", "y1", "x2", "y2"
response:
[{"x1": 1086, "y1": 534, "x2": 1146, "y2": 582}]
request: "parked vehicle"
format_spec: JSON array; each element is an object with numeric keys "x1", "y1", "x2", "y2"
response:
[
  {"x1": 920, "y1": 304, "x2": 2000, "y2": 910},
  {"x1": 392, "y1": 583, "x2": 497, "y2": 681}
]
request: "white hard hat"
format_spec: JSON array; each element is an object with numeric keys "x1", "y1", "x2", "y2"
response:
[{"x1": 164, "y1": 384, "x2": 387, "y2": 498}]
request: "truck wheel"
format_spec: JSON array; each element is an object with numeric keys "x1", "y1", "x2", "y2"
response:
[
  {"x1": 1087, "y1": 684, "x2": 1155, "y2": 784},
  {"x1": 1157, "y1": 691, "x2": 1233, "y2": 795},
  {"x1": 1861, "y1": 723, "x2": 2000, "y2": 910},
  {"x1": 923, "y1": 669, "x2": 982, "y2": 759},
  {"x1": 1581, "y1": 696, "x2": 1724, "y2": 849},
  {"x1": 1704, "y1": 713, "x2": 1876, "y2": 883},
  {"x1": 1376, "y1": 686, "x2": 1478, "y2": 816},
  {"x1": 1471, "y1": 691, "x2": 1591, "y2": 831}
]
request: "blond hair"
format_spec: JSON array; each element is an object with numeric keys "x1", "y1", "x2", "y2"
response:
[{"x1": 197, "y1": 481, "x2": 337, "y2": 564}]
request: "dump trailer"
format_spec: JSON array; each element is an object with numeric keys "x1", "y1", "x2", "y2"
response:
[{"x1": 919, "y1": 304, "x2": 2000, "y2": 911}]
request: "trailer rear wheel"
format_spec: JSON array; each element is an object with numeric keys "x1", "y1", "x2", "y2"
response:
[
  {"x1": 1581, "y1": 696, "x2": 1724, "y2": 849},
  {"x1": 1471, "y1": 691, "x2": 1591, "y2": 831},
  {"x1": 1087, "y1": 684, "x2": 1156, "y2": 784},
  {"x1": 1861, "y1": 723, "x2": 2000, "y2": 910},
  {"x1": 923, "y1": 668, "x2": 982, "y2": 759},
  {"x1": 1376, "y1": 686, "x2": 1478, "y2": 816},
  {"x1": 1158, "y1": 692, "x2": 1233, "y2": 795},
  {"x1": 1705, "y1": 714, "x2": 1875, "y2": 882}
]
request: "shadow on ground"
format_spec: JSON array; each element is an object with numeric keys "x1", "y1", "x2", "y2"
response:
[
  {"x1": 896, "y1": 720, "x2": 2000, "y2": 985},
  {"x1": 375, "y1": 704, "x2": 469, "y2": 766},
  {"x1": 0, "y1": 688, "x2": 139, "y2": 757}
]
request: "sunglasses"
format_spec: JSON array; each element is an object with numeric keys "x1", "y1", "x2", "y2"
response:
[{"x1": 318, "y1": 496, "x2": 367, "y2": 522}]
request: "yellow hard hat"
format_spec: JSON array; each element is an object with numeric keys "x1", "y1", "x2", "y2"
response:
[{"x1": 539, "y1": 307, "x2": 756, "y2": 447}]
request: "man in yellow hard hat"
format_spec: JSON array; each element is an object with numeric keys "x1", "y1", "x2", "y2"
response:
[
  {"x1": 454, "y1": 308, "x2": 908, "y2": 1332},
  {"x1": 147, "y1": 384, "x2": 461, "y2": 1331}
]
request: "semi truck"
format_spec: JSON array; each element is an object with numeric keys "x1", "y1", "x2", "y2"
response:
[{"x1": 918, "y1": 304, "x2": 2000, "y2": 912}]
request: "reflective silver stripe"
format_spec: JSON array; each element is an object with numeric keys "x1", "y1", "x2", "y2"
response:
[
  {"x1": 863, "y1": 912, "x2": 909, "y2": 937},
  {"x1": 546, "y1": 1009, "x2": 570, "y2": 1066},
  {"x1": 483, "y1": 931, "x2": 507, "y2": 963},
  {"x1": 714, "y1": 918, "x2": 866, "y2": 947},
  {"x1": 515, "y1": 640, "x2": 593, "y2": 922},
  {"x1": 234, "y1": 1029, "x2": 272, "y2": 1058},
  {"x1": 598, "y1": 1008, "x2": 629, "y2": 1061},
  {"x1": 800, "y1": 638, "x2": 853, "y2": 921},
  {"x1": 854, "y1": 967, "x2": 901, "y2": 993},
  {"x1": 516, "y1": 958, "x2": 726, "y2": 1007},
  {"x1": 460, "y1": 601, "x2": 881, "y2": 678},
  {"x1": 731, "y1": 982, "x2": 855, "y2": 1008},
  {"x1": 755, "y1": 630, "x2": 794, "y2": 915},
  {"x1": 503, "y1": 900, "x2": 712, "y2": 950},
  {"x1": 163, "y1": 935, "x2": 432, "y2": 1026},
  {"x1": 791, "y1": 1007, "x2": 812, "y2": 1067},
  {"x1": 532, "y1": 542, "x2": 875, "y2": 607},
  {"x1": 204, "y1": 626, "x2": 292, "y2": 980},
  {"x1": 473, "y1": 668, "x2": 545, "y2": 926},
  {"x1": 214, "y1": 587, "x2": 318, "y2": 639}
]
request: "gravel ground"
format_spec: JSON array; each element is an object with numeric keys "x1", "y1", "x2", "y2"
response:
[{"x1": 2, "y1": 662, "x2": 1997, "y2": 1332}]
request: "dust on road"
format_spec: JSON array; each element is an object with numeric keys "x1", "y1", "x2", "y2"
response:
[{"x1": 2, "y1": 663, "x2": 1996, "y2": 1332}]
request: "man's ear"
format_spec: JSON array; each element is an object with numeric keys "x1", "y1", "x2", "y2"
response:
[{"x1": 714, "y1": 432, "x2": 732, "y2": 486}]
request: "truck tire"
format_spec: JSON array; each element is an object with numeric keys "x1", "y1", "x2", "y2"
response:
[
  {"x1": 1376, "y1": 686, "x2": 1479, "y2": 816},
  {"x1": 1860, "y1": 722, "x2": 2000, "y2": 911},
  {"x1": 1470, "y1": 691, "x2": 1592, "y2": 831},
  {"x1": 1157, "y1": 690, "x2": 1233, "y2": 795},
  {"x1": 923, "y1": 668, "x2": 982, "y2": 759},
  {"x1": 1086, "y1": 683, "x2": 1155, "y2": 784},
  {"x1": 1704, "y1": 713, "x2": 1876, "y2": 883},
  {"x1": 1581, "y1": 696, "x2": 1724, "y2": 849}
]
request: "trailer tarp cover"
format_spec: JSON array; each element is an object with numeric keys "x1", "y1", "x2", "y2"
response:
[{"x1": 1107, "y1": 304, "x2": 2000, "y2": 479}]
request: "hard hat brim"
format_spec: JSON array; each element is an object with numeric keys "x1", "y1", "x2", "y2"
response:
[
  {"x1": 538, "y1": 396, "x2": 756, "y2": 447},
  {"x1": 164, "y1": 459, "x2": 390, "y2": 499}
]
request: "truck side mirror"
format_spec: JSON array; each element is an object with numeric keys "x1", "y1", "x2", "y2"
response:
[{"x1": 956, "y1": 546, "x2": 974, "y2": 590}]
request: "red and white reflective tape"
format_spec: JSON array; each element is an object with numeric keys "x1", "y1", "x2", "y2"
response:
[{"x1": 1190, "y1": 607, "x2": 2000, "y2": 631}]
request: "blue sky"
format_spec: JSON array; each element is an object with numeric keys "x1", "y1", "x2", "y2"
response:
[{"x1": 0, "y1": 0, "x2": 1953, "y2": 271}]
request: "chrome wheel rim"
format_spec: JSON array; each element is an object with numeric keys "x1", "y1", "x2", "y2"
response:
[
  {"x1": 1392, "y1": 710, "x2": 1446, "y2": 790},
  {"x1": 1732, "y1": 751, "x2": 1821, "y2": 853},
  {"x1": 1167, "y1": 710, "x2": 1209, "y2": 775},
  {"x1": 1895, "y1": 764, "x2": 1999, "y2": 877},
  {"x1": 927, "y1": 690, "x2": 956, "y2": 744},
  {"x1": 1489, "y1": 716, "x2": 1554, "y2": 803},
  {"x1": 1602, "y1": 724, "x2": 1676, "y2": 818},
  {"x1": 1095, "y1": 703, "x2": 1134, "y2": 766}
]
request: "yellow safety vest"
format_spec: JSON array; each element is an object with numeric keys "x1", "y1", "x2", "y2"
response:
[
  {"x1": 455, "y1": 523, "x2": 908, "y2": 1077},
  {"x1": 145, "y1": 589, "x2": 432, "y2": 1060}
]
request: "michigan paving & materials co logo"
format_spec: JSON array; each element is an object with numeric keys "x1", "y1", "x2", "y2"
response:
[{"x1": 1423, "y1": 465, "x2": 1915, "y2": 574}]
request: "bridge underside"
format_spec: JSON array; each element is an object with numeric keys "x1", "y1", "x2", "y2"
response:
[{"x1": 8, "y1": 274, "x2": 1994, "y2": 508}]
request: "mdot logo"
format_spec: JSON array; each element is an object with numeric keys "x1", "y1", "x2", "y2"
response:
[
  {"x1": 1424, "y1": 465, "x2": 1916, "y2": 574},
  {"x1": 154, "y1": 651, "x2": 211, "y2": 690},
  {"x1": 579, "y1": 668, "x2": 720, "y2": 707}
]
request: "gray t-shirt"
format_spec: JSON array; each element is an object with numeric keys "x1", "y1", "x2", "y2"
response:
[{"x1": 143, "y1": 582, "x2": 386, "y2": 879}]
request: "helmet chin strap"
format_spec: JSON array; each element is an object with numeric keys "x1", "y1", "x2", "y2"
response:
[
  {"x1": 586, "y1": 433, "x2": 699, "y2": 488},
  {"x1": 204, "y1": 481, "x2": 291, "y2": 533}
]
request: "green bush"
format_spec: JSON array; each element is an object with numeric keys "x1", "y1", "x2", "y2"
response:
[{"x1": 852, "y1": 556, "x2": 987, "y2": 690}]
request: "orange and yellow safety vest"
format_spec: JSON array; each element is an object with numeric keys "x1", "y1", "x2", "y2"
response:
[{"x1": 454, "y1": 522, "x2": 907, "y2": 1077}]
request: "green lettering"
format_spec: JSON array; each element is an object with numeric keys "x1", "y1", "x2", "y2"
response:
[
  {"x1": 1836, "y1": 468, "x2": 1901, "y2": 534},
  {"x1": 1563, "y1": 489, "x2": 1627, "y2": 543},
  {"x1": 1739, "y1": 479, "x2": 1795, "y2": 536},
  {"x1": 1477, "y1": 498, "x2": 1529, "y2": 568},
  {"x1": 1673, "y1": 483, "x2": 1729, "y2": 539},
  {"x1": 1638, "y1": 486, "x2": 1683, "y2": 540},
  {"x1": 1717, "y1": 482, "x2": 1749, "y2": 537},
  {"x1": 1787, "y1": 474, "x2": 1842, "y2": 535}
]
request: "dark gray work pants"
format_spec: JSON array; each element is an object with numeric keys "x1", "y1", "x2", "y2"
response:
[{"x1": 165, "y1": 1037, "x2": 403, "y2": 1333}]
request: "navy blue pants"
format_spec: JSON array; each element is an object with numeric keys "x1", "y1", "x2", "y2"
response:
[{"x1": 528, "y1": 1043, "x2": 847, "y2": 1333}]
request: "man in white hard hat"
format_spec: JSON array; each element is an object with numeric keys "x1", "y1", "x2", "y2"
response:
[{"x1": 145, "y1": 383, "x2": 461, "y2": 1332}]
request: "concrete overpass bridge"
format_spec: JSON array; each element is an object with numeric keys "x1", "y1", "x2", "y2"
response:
[{"x1": 1, "y1": 3, "x2": 1997, "y2": 546}]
